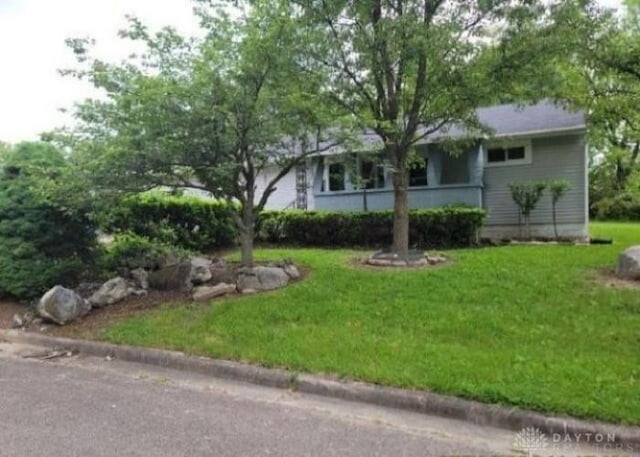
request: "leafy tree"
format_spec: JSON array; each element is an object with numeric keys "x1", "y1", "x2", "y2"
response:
[
  {"x1": 509, "y1": 181, "x2": 547, "y2": 240},
  {"x1": 291, "y1": 0, "x2": 577, "y2": 256},
  {"x1": 0, "y1": 142, "x2": 96, "y2": 300},
  {"x1": 547, "y1": 179, "x2": 570, "y2": 240},
  {"x1": 62, "y1": 3, "x2": 339, "y2": 266}
]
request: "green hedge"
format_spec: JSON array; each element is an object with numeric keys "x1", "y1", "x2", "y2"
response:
[
  {"x1": 257, "y1": 208, "x2": 486, "y2": 249},
  {"x1": 99, "y1": 193, "x2": 237, "y2": 251},
  {"x1": 591, "y1": 193, "x2": 640, "y2": 221}
]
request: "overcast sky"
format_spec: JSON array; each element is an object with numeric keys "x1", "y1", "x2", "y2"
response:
[{"x1": 0, "y1": 0, "x2": 625, "y2": 143}]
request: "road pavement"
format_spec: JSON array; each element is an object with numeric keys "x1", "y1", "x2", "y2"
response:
[{"x1": 0, "y1": 342, "x2": 633, "y2": 457}]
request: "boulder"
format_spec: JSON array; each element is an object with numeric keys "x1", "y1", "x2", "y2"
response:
[
  {"x1": 148, "y1": 261, "x2": 192, "y2": 291},
  {"x1": 130, "y1": 268, "x2": 149, "y2": 290},
  {"x1": 192, "y1": 283, "x2": 236, "y2": 302},
  {"x1": 189, "y1": 257, "x2": 212, "y2": 284},
  {"x1": 237, "y1": 271, "x2": 262, "y2": 294},
  {"x1": 89, "y1": 277, "x2": 131, "y2": 308},
  {"x1": 616, "y1": 246, "x2": 640, "y2": 280},
  {"x1": 254, "y1": 266, "x2": 289, "y2": 291},
  {"x1": 283, "y1": 264, "x2": 301, "y2": 280},
  {"x1": 36, "y1": 286, "x2": 91, "y2": 325},
  {"x1": 210, "y1": 266, "x2": 236, "y2": 286}
]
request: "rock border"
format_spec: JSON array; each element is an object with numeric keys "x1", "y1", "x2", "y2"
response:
[{"x1": 2, "y1": 329, "x2": 639, "y2": 450}]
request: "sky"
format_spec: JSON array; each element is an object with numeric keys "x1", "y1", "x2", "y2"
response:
[{"x1": 0, "y1": 0, "x2": 626, "y2": 144}]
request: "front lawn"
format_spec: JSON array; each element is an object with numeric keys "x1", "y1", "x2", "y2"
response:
[{"x1": 101, "y1": 222, "x2": 640, "y2": 424}]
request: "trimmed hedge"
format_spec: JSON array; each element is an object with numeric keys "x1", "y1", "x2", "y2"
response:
[
  {"x1": 99, "y1": 193, "x2": 237, "y2": 251},
  {"x1": 257, "y1": 207, "x2": 486, "y2": 249}
]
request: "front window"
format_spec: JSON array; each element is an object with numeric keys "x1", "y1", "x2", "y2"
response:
[
  {"x1": 485, "y1": 143, "x2": 531, "y2": 167},
  {"x1": 409, "y1": 160, "x2": 428, "y2": 187},
  {"x1": 328, "y1": 162, "x2": 345, "y2": 191},
  {"x1": 360, "y1": 160, "x2": 385, "y2": 189}
]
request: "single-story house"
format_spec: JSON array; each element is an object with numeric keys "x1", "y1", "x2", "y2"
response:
[{"x1": 256, "y1": 101, "x2": 589, "y2": 239}]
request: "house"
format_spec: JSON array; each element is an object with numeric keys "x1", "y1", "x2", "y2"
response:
[{"x1": 254, "y1": 101, "x2": 589, "y2": 239}]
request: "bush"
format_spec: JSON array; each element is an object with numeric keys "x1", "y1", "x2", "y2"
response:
[
  {"x1": 99, "y1": 192, "x2": 237, "y2": 251},
  {"x1": 99, "y1": 233, "x2": 189, "y2": 274},
  {"x1": 257, "y1": 207, "x2": 486, "y2": 249},
  {"x1": 591, "y1": 192, "x2": 640, "y2": 221},
  {"x1": 0, "y1": 142, "x2": 96, "y2": 300}
]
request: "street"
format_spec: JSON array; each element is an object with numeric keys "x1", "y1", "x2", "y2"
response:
[{"x1": 0, "y1": 342, "x2": 629, "y2": 457}]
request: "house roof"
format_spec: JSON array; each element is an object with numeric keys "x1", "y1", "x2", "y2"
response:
[
  {"x1": 313, "y1": 100, "x2": 586, "y2": 156},
  {"x1": 424, "y1": 100, "x2": 586, "y2": 141}
]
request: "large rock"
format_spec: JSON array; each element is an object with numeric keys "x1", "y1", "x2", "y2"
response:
[
  {"x1": 189, "y1": 257, "x2": 212, "y2": 284},
  {"x1": 36, "y1": 286, "x2": 91, "y2": 325},
  {"x1": 616, "y1": 246, "x2": 640, "y2": 280},
  {"x1": 148, "y1": 261, "x2": 192, "y2": 291},
  {"x1": 236, "y1": 271, "x2": 262, "y2": 294},
  {"x1": 254, "y1": 266, "x2": 289, "y2": 291},
  {"x1": 283, "y1": 264, "x2": 300, "y2": 280},
  {"x1": 192, "y1": 283, "x2": 236, "y2": 302},
  {"x1": 89, "y1": 277, "x2": 131, "y2": 308},
  {"x1": 130, "y1": 268, "x2": 149, "y2": 290}
]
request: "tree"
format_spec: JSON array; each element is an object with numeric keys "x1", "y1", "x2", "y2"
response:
[
  {"x1": 0, "y1": 142, "x2": 96, "y2": 300},
  {"x1": 547, "y1": 179, "x2": 570, "y2": 240},
  {"x1": 291, "y1": 0, "x2": 573, "y2": 257},
  {"x1": 63, "y1": 2, "x2": 339, "y2": 266},
  {"x1": 509, "y1": 181, "x2": 547, "y2": 240}
]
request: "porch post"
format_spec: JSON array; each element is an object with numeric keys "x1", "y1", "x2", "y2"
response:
[
  {"x1": 427, "y1": 148, "x2": 442, "y2": 186},
  {"x1": 468, "y1": 143, "x2": 484, "y2": 186}
]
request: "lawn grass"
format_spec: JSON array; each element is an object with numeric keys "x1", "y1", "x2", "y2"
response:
[{"x1": 101, "y1": 222, "x2": 640, "y2": 424}]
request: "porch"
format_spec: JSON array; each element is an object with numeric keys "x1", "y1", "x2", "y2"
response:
[{"x1": 312, "y1": 144, "x2": 485, "y2": 211}]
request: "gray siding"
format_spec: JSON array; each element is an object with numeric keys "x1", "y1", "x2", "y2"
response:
[{"x1": 483, "y1": 134, "x2": 587, "y2": 229}]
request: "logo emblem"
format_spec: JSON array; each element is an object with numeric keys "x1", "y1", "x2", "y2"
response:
[{"x1": 513, "y1": 427, "x2": 548, "y2": 456}]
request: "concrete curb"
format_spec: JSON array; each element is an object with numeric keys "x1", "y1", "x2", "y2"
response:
[{"x1": 3, "y1": 329, "x2": 639, "y2": 448}]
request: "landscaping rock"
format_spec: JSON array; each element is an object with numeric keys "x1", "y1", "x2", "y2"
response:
[
  {"x1": 254, "y1": 266, "x2": 289, "y2": 290},
  {"x1": 236, "y1": 271, "x2": 262, "y2": 294},
  {"x1": 616, "y1": 246, "x2": 640, "y2": 280},
  {"x1": 426, "y1": 255, "x2": 446, "y2": 266},
  {"x1": 210, "y1": 266, "x2": 236, "y2": 286},
  {"x1": 192, "y1": 283, "x2": 236, "y2": 302},
  {"x1": 11, "y1": 314, "x2": 24, "y2": 329},
  {"x1": 75, "y1": 281, "x2": 103, "y2": 299},
  {"x1": 130, "y1": 268, "x2": 149, "y2": 290},
  {"x1": 89, "y1": 277, "x2": 131, "y2": 308},
  {"x1": 36, "y1": 286, "x2": 91, "y2": 325},
  {"x1": 148, "y1": 261, "x2": 192, "y2": 291},
  {"x1": 189, "y1": 257, "x2": 213, "y2": 284},
  {"x1": 283, "y1": 264, "x2": 301, "y2": 280}
]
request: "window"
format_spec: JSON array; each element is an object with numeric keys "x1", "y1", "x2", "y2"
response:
[
  {"x1": 360, "y1": 160, "x2": 385, "y2": 189},
  {"x1": 328, "y1": 162, "x2": 345, "y2": 191},
  {"x1": 409, "y1": 159, "x2": 428, "y2": 187},
  {"x1": 485, "y1": 143, "x2": 531, "y2": 167}
]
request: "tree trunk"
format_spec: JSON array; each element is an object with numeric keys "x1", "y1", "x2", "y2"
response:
[
  {"x1": 392, "y1": 167, "x2": 410, "y2": 257},
  {"x1": 552, "y1": 203, "x2": 558, "y2": 240},
  {"x1": 239, "y1": 203, "x2": 256, "y2": 267}
]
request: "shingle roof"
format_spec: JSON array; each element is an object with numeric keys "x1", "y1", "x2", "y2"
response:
[
  {"x1": 313, "y1": 100, "x2": 586, "y2": 156},
  {"x1": 425, "y1": 100, "x2": 586, "y2": 141}
]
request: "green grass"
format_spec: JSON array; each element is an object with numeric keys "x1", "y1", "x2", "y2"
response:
[{"x1": 102, "y1": 222, "x2": 640, "y2": 424}]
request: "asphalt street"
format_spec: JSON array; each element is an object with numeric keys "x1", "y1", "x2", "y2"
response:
[{"x1": 0, "y1": 342, "x2": 631, "y2": 457}]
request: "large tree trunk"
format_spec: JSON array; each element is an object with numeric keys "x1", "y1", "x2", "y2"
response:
[
  {"x1": 239, "y1": 203, "x2": 256, "y2": 267},
  {"x1": 392, "y1": 166, "x2": 410, "y2": 257}
]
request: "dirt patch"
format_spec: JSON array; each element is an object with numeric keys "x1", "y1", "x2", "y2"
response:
[
  {"x1": 593, "y1": 269, "x2": 640, "y2": 290},
  {"x1": 46, "y1": 290, "x2": 191, "y2": 340},
  {"x1": 0, "y1": 299, "x2": 27, "y2": 329}
]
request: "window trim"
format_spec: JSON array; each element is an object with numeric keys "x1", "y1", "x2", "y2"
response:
[{"x1": 483, "y1": 141, "x2": 532, "y2": 168}]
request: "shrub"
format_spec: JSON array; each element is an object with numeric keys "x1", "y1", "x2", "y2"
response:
[
  {"x1": 0, "y1": 142, "x2": 96, "y2": 300},
  {"x1": 99, "y1": 192, "x2": 237, "y2": 251},
  {"x1": 99, "y1": 233, "x2": 190, "y2": 274},
  {"x1": 592, "y1": 192, "x2": 640, "y2": 221},
  {"x1": 257, "y1": 207, "x2": 486, "y2": 249}
]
